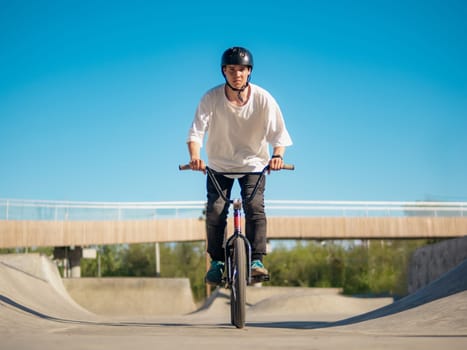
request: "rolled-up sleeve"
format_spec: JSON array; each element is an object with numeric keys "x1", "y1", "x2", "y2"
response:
[
  {"x1": 187, "y1": 97, "x2": 211, "y2": 146},
  {"x1": 266, "y1": 101, "x2": 293, "y2": 147}
]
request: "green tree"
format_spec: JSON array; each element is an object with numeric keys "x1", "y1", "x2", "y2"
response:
[
  {"x1": 266, "y1": 240, "x2": 345, "y2": 288},
  {"x1": 81, "y1": 245, "x2": 126, "y2": 277}
]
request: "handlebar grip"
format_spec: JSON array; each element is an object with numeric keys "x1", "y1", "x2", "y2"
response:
[
  {"x1": 282, "y1": 164, "x2": 295, "y2": 170},
  {"x1": 179, "y1": 164, "x2": 191, "y2": 170}
]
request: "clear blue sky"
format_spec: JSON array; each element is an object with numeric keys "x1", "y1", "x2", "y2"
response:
[{"x1": 1, "y1": 0, "x2": 466, "y2": 203}]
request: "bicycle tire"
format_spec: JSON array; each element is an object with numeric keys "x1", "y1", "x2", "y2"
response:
[{"x1": 230, "y1": 238, "x2": 247, "y2": 328}]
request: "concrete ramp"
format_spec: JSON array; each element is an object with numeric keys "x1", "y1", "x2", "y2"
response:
[
  {"x1": 0, "y1": 253, "x2": 98, "y2": 335},
  {"x1": 63, "y1": 277, "x2": 197, "y2": 316},
  {"x1": 0, "y1": 253, "x2": 197, "y2": 319},
  {"x1": 329, "y1": 258, "x2": 467, "y2": 334}
]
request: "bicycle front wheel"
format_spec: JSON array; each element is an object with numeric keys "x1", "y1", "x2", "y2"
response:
[{"x1": 230, "y1": 237, "x2": 247, "y2": 328}]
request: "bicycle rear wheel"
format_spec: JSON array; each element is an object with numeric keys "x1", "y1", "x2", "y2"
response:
[{"x1": 230, "y1": 237, "x2": 246, "y2": 328}]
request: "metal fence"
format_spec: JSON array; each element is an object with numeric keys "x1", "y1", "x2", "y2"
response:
[{"x1": 1, "y1": 198, "x2": 466, "y2": 221}]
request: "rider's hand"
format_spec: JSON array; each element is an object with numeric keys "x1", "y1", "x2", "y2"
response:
[
  {"x1": 190, "y1": 158, "x2": 206, "y2": 173},
  {"x1": 268, "y1": 155, "x2": 284, "y2": 172}
]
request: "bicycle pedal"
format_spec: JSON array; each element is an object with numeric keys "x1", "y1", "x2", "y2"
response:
[{"x1": 249, "y1": 274, "x2": 270, "y2": 285}]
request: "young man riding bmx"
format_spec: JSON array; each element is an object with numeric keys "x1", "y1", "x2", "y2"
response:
[{"x1": 186, "y1": 46, "x2": 293, "y2": 285}]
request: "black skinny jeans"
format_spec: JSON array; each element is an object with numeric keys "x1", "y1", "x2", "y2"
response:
[{"x1": 205, "y1": 172, "x2": 267, "y2": 262}]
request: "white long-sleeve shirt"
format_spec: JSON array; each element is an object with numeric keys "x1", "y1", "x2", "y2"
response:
[{"x1": 187, "y1": 83, "x2": 292, "y2": 172}]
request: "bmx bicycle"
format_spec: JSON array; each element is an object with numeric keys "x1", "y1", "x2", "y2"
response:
[{"x1": 179, "y1": 163, "x2": 294, "y2": 328}]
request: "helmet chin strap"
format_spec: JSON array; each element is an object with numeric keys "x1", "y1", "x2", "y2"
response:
[
  {"x1": 224, "y1": 73, "x2": 251, "y2": 103},
  {"x1": 226, "y1": 81, "x2": 249, "y2": 102}
]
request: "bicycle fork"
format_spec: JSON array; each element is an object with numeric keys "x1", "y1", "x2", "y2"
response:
[{"x1": 225, "y1": 199, "x2": 252, "y2": 287}]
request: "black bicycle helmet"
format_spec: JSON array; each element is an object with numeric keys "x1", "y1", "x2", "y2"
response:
[
  {"x1": 221, "y1": 47, "x2": 254, "y2": 98},
  {"x1": 221, "y1": 47, "x2": 254, "y2": 70}
]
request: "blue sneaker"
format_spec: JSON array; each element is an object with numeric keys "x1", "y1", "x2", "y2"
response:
[
  {"x1": 251, "y1": 260, "x2": 268, "y2": 277},
  {"x1": 205, "y1": 260, "x2": 224, "y2": 285}
]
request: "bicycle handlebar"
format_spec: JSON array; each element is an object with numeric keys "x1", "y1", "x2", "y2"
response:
[
  {"x1": 179, "y1": 163, "x2": 294, "y2": 204},
  {"x1": 178, "y1": 164, "x2": 295, "y2": 171}
]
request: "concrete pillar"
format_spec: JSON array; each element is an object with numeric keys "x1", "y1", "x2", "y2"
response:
[
  {"x1": 53, "y1": 246, "x2": 83, "y2": 278},
  {"x1": 69, "y1": 247, "x2": 83, "y2": 278}
]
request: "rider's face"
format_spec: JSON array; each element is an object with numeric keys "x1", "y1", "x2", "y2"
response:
[{"x1": 223, "y1": 65, "x2": 251, "y2": 89}]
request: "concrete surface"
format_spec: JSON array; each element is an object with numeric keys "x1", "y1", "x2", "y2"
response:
[{"x1": 1, "y1": 253, "x2": 466, "y2": 350}]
